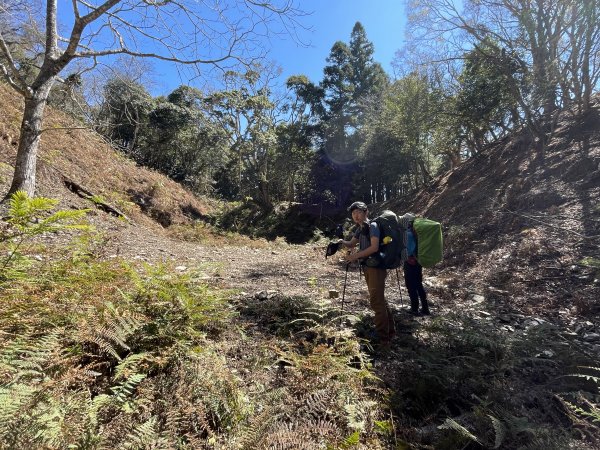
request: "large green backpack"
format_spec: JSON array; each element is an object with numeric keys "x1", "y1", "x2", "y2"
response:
[
  {"x1": 368, "y1": 211, "x2": 443, "y2": 269},
  {"x1": 412, "y1": 218, "x2": 443, "y2": 268}
]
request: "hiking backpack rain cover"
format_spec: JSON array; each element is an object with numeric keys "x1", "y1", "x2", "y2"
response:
[{"x1": 412, "y1": 218, "x2": 443, "y2": 268}]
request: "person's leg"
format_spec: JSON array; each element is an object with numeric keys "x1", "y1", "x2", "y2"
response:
[
  {"x1": 403, "y1": 262, "x2": 419, "y2": 313},
  {"x1": 415, "y1": 263, "x2": 429, "y2": 314},
  {"x1": 365, "y1": 267, "x2": 394, "y2": 342}
]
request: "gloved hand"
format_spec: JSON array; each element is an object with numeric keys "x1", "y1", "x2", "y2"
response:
[{"x1": 325, "y1": 241, "x2": 341, "y2": 258}]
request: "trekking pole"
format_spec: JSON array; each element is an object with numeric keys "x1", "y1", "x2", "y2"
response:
[
  {"x1": 395, "y1": 268, "x2": 403, "y2": 307},
  {"x1": 340, "y1": 262, "x2": 350, "y2": 324}
]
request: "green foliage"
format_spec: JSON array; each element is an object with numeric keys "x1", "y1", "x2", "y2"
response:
[
  {"x1": 580, "y1": 257, "x2": 600, "y2": 269},
  {"x1": 0, "y1": 231, "x2": 387, "y2": 449},
  {"x1": 358, "y1": 73, "x2": 438, "y2": 201},
  {"x1": 456, "y1": 38, "x2": 520, "y2": 152},
  {"x1": 561, "y1": 366, "x2": 600, "y2": 433},
  {"x1": 0, "y1": 191, "x2": 89, "y2": 281},
  {"x1": 94, "y1": 76, "x2": 153, "y2": 151},
  {"x1": 206, "y1": 69, "x2": 280, "y2": 208}
]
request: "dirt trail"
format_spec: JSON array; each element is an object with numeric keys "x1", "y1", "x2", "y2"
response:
[
  {"x1": 91, "y1": 220, "x2": 600, "y2": 362},
  {"x1": 103, "y1": 224, "x2": 432, "y2": 319}
]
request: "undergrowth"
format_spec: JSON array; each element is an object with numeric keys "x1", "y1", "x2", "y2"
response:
[
  {"x1": 0, "y1": 192, "x2": 388, "y2": 449},
  {"x1": 387, "y1": 312, "x2": 599, "y2": 449}
]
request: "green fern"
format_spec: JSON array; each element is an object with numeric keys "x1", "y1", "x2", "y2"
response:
[
  {"x1": 438, "y1": 418, "x2": 481, "y2": 444},
  {"x1": 0, "y1": 383, "x2": 38, "y2": 430},
  {"x1": 119, "y1": 416, "x2": 165, "y2": 449},
  {"x1": 488, "y1": 414, "x2": 506, "y2": 449},
  {"x1": 1, "y1": 191, "x2": 90, "y2": 278},
  {"x1": 563, "y1": 399, "x2": 600, "y2": 424},
  {"x1": 567, "y1": 366, "x2": 600, "y2": 385},
  {"x1": 113, "y1": 352, "x2": 154, "y2": 380},
  {"x1": 78, "y1": 302, "x2": 145, "y2": 360},
  {"x1": 562, "y1": 367, "x2": 600, "y2": 427},
  {"x1": 110, "y1": 373, "x2": 147, "y2": 405}
]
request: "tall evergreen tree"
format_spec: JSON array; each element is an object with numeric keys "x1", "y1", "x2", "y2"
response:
[
  {"x1": 307, "y1": 22, "x2": 389, "y2": 206},
  {"x1": 348, "y1": 22, "x2": 388, "y2": 127}
]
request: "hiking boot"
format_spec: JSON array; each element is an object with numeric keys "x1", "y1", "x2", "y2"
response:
[
  {"x1": 420, "y1": 308, "x2": 430, "y2": 316},
  {"x1": 407, "y1": 308, "x2": 420, "y2": 316}
]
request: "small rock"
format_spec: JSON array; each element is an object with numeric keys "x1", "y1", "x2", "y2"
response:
[
  {"x1": 329, "y1": 289, "x2": 340, "y2": 299},
  {"x1": 175, "y1": 265, "x2": 187, "y2": 272},
  {"x1": 256, "y1": 291, "x2": 268, "y2": 300},
  {"x1": 471, "y1": 294, "x2": 485, "y2": 304},
  {"x1": 33, "y1": 255, "x2": 43, "y2": 261},
  {"x1": 488, "y1": 287, "x2": 509, "y2": 295},
  {"x1": 583, "y1": 333, "x2": 600, "y2": 343},
  {"x1": 535, "y1": 350, "x2": 555, "y2": 358},
  {"x1": 271, "y1": 251, "x2": 280, "y2": 255}
]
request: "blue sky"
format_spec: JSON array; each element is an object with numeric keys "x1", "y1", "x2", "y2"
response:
[
  {"x1": 268, "y1": 0, "x2": 407, "y2": 84},
  {"x1": 151, "y1": 0, "x2": 408, "y2": 95},
  {"x1": 57, "y1": 0, "x2": 407, "y2": 96}
]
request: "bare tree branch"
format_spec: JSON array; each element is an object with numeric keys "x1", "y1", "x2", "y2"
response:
[{"x1": 0, "y1": 32, "x2": 29, "y2": 95}]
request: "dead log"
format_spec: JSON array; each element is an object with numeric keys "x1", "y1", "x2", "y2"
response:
[{"x1": 63, "y1": 177, "x2": 131, "y2": 223}]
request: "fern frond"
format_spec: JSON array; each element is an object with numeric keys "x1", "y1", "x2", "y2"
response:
[
  {"x1": 488, "y1": 414, "x2": 506, "y2": 449},
  {"x1": 0, "y1": 383, "x2": 37, "y2": 428},
  {"x1": 89, "y1": 393, "x2": 113, "y2": 425},
  {"x1": 0, "y1": 332, "x2": 60, "y2": 380},
  {"x1": 567, "y1": 372, "x2": 600, "y2": 385},
  {"x1": 8, "y1": 191, "x2": 57, "y2": 223},
  {"x1": 563, "y1": 399, "x2": 600, "y2": 424},
  {"x1": 119, "y1": 416, "x2": 161, "y2": 449},
  {"x1": 110, "y1": 373, "x2": 147, "y2": 404},
  {"x1": 438, "y1": 418, "x2": 481, "y2": 444},
  {"x1": 295, "y1": 389, "x2": 336, "y2": 423},
  {"x1": 113, "y1": 353, "x2": 153, "y2": 380},
  {"x1": 78, "y1": 303, "x2": 145, "y2": 360}
]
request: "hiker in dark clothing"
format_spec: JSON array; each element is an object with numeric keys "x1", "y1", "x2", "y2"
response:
[
  {"x1": 403, "y1": 224, "x2": 430, "y2": 315},
  {"x1": 339, "y1": 201, "x2": 396, "y2": 346}
]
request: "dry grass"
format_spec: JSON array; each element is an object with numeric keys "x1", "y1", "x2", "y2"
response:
[{"x1": 0, "y1": 82, "x2": 210, "y2": 232}]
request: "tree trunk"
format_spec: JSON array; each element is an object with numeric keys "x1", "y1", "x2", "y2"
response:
[{"x1": 6, "y1": 79, "x2": 55, "y2": 198}]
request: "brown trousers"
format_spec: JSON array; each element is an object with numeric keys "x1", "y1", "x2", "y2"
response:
[{"x1": 363, "y1": 267, "x2": 395, "y2": 341}]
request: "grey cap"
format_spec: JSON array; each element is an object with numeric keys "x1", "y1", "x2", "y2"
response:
[{"x1": 348, "y1": 201, "x2": 368, "y2": 212}]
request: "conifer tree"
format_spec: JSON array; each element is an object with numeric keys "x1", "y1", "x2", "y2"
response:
[{"x1": 306, "y1": 22, "x2": 389, "y2": 206}]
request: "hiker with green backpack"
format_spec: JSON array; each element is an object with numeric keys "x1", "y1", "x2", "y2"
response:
[
  {"x1": 338, "y1": 201, "x2": 396, "y2": 348},
  {"x1": 400, "y1": 213, "x2": 429, "y2": 315}
]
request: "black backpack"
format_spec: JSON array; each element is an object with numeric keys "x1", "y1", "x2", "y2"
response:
[{"x1": 363, "y1": 210, "x2": 408, "y2": 269}]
